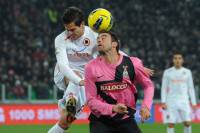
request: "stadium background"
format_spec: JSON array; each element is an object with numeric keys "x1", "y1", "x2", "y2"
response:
[{"x1": 0, "y1": 0, "x2": 200, "y2": 132}]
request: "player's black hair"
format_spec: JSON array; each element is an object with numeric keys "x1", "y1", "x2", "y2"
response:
[
  {"x1": 62, "y1": 7, "x2": 84, "y2": 26},
  {"x1": 173, "y1": 51, "x2": 184, "y2": 57},
  {"x1": 99, "y1": 30, "x2": 120, "y2": 52}
]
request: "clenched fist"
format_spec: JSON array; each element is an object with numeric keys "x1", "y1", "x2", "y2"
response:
[
  {"x1": 112, "y1": 103, "x2": 128, "y2": 114},
  {"x1": 140, "y1": 106, "x2": 151, "y2": 122}
]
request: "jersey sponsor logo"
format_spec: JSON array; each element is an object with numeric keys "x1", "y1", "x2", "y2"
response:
[
  {"x1": 100, "y1": 82, "x2": 128, "y2": 91},
  {"x1": 68, "y1": 52, "x2": 90, "y2": 57},
  {"x1": 171, "y1": 79, "x2": 186, "y2": 83},
  {"x1": 83, "y1": 38, "x2": 90, "y2": 46}
]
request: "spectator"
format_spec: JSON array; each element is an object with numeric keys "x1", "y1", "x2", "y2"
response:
[{"x1": 0, "y1": 0, "x2": 199, "y2": 101}]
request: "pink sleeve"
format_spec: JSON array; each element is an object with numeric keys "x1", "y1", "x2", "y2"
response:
[
  {"x1": 84, "y1": 63, "x2": 113, "y2": 116},
  {"x1": 132, "y1": 57, "x2": 154, "y2": 110}
]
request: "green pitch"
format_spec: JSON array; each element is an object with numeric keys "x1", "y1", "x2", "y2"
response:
[{"x1": 0, "y1": 123, "x2": 199, "y2": 133}]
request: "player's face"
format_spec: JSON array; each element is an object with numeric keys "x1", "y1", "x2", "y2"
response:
[
  {"x1": 97, "y1": 33, "x2": 113, "y2": 54},
  {"x1": 64, "y1": 22, "x2": 84, "y2": 40},
  {"x1": 173, "y1": 54, "x2": 183, "y2": 68}
]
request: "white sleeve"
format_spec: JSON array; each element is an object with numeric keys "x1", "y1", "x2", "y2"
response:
[
  {"x1": 119, "y1": 50, "x2": 128, "y2": 56},
  {"x1": 188, "y1": 70, "x2": 197, "y2": 105},
  {"x1": 161, "y1": 70, "x2": 168, "y2": 103},
  {"x1": 55, "y1": 37, "x2": 82, "y2": 85},
  {"x1": 91, "y1": 44, "x2": 98, "y2": 58}
]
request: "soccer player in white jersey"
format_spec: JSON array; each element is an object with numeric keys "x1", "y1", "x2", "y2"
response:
[
  {"x1": 48, "y1": 7, "x2": 98, "y2": 133},
  {"x1": 161, "y1": 52, "x2": 197, "y2": 133},
  {"x1": 48, "y1": 7, "x2": 154, "y2": 133}
]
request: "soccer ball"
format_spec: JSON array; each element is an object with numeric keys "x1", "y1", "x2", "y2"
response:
[{"x1": 88, "y1": 8, "x2": 113, "y2": 32}]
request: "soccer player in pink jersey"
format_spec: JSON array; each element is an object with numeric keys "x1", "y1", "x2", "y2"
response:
[
  {"x1": 48, "y1": 7, "x2": 154, "y2": 133},
  {"x1": 85, "y1": 31, "x2": 154, "y2": 133}
]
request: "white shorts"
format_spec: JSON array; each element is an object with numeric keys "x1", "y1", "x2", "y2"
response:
[
  {"x1": 54, "y1": 65, "x2": 86, "y2": 117},
  {"x1": 54, "y1": 64, "x2": 67, "y2": 91},
  {"x1": 163, "y1": 102, "x2": 192, "y2": 123}
]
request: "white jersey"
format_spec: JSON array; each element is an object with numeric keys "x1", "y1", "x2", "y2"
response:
[
  {"x1": 54, "y1": 26, "x2": 98, "y2": 85},
  {"x1": 161, "y1": 67, "x2": 196, "y2": 105}
]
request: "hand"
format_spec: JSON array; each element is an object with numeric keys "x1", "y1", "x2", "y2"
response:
[
  {"x1": 161, "y1": 103, "x2": 167, "y2": 110},
  {"x1": 191, "y1": 105, "x2": 198, "y2": 111},
  {"x1": 144, "y1": 67, "x2": 154, "y2": 76},
  {"x1": 74, "y1": 70, "x2": 82, "y2": 78},
  {"x1": 74, "y1": 70, "x2": 84, "y2": 86},
  {"x1": 140, "y1": 106, "x2": 151, "y2": 122},
  {"x1": 79, "y1": 80, "x2": 84, "y2": 86},
  {"x1": 64, "y1": 70, "x2": 83, "y2": 86},
  {"x1": 112, "y1": 103, "x2": 128, "y2": 114}
]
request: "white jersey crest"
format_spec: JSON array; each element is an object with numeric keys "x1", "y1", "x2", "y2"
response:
[
  {"x1": 54, "y1": 26, "x2": 98, "y2": 85},
  {"x1": 55, "y1": 26, "x2": 98, "y2": 72}
]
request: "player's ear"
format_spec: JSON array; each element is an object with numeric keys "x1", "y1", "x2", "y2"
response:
[
  {"x1": 64, "y1": 24, "x2": 67, "y2": 29},
  {"x1": 112, "y1": 41, "x2": 118, "y2": 49},
  {"x1": 81, "y1": 21, "x2": 84, "y2": 26},
  {"x1": 180, "y1": 55, "x2": 184, "y2": 62}
]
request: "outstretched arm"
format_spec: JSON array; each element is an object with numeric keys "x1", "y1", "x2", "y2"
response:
[
  {"x1": 132, "y1": 57, "x2": 154, "y2": 121},
  {"x1": 55, "y1": 37, "x2": 83, "y2": 85}
]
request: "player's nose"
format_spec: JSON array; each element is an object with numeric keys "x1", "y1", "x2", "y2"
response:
[{"x1": 97, "y1": 38, "x2": 102, "y2": 44}]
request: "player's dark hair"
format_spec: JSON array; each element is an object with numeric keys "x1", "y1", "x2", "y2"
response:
[
  {"x1": 62, "y1": 7, "x2": 84, "y2": 26},
  {"x1": 173, "y1": 51, "x2": 183, "y2": 57},
  {"x1": 99, "y1": 31, "x2": 120, "y2": 52}
]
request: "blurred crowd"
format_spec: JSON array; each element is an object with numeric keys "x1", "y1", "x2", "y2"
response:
[{"x1": 0, "y1": 0, "x2": 199, "y2": 101}]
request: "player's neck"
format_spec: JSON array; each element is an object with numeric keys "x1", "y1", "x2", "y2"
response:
[
  {"x1": 80, "y1": 26, "x2": 85, "y2": 37},
  {"x1": 174, "y1": 66, "x2": 182, "y2": 69},
  {"x1": 104, "y1": 51, "x2": 120, "y2": 64},
  {"x1": 78, "y1": 26, "x2": 85, "y2": 39},
  {"x1": 75, "y1": 26, "x2": 85, "y2": 40}
]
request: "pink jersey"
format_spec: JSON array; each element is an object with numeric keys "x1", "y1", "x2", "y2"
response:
[{"x1": 85, "y1": 54, "x2": 154, "y2": 117}]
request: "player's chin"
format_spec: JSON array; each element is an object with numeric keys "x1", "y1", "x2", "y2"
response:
[
  {"x1": 97, "y1": 44, "x2": 103, "y2": 48},
  {"x1": 69, "y1": 35, "x2": 78, "y2": 40},
  {"x1": 98, "y1": 50, "x2": 106, "y2": 55}
]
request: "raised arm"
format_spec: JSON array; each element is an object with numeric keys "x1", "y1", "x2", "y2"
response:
[
  {"x1": 133, "y1": 57, "x2": 154, "y2": 110},
  {"x1": 55, "y1": 36, "x2": 82, "y2": 85},
  {"x1": 132, "y1": 57, "x2": 154, "y2": 121}
]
